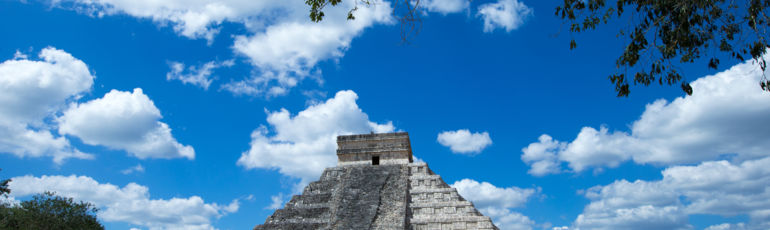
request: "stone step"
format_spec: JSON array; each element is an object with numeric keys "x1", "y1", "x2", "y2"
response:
[
  {"x1": 287, "y1": 202, "x2": 331, "y2": 209},
  {"x1": 408, "y1": 162, "x2": 428, "y2": 167},
  {"x1": 410, "y1": 174, "x2": 441, "y2": 180},
  {"x1": 410, "y1": 184, "x2": 451, "y2": 191},
  {"x1": 410, "y1": 200, "x2": 474, "y2": 208},
  {"x1": 411, "y1": 206, "x2": 484, "y2": 216},
  {"x1": 260, "y1": 218, "x2": 328, "y2": 225},
  {"x1": 286, "y1": 193, "x2": 332, "y2": 206},
  {"x1": 410, "y1": 215, "x2": 495, "y2": 224},
  {"x1": 410, "y1": 190, "x2": 463, "y2": 203},
  {"x1": 302, "y1": 181, "x2": 338, "y2": 194},
  {"x1": 254, "y1": 221, "x2": 328, "y2": 230},
  {"x1": 268, "y1": 206, "x2": 331, "y2": 220},
  {"x1": 410, "y1": 175, "x2": 450, "y2": 190},
  {"x1": 410, "y1": 187, "x2": 457, "y2": 194},
  {"x1": 408, "y1": 163, "x2": 433, "y2": 176},
  {"x1": 319, "y1": 168, "x2": 344, "y2": 181},
  {"x1": 411, "y1": 222, "x2": 497, "y2": 230}
]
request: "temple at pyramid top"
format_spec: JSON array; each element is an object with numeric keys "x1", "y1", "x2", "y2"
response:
[
  {"x1": 255, "y1": 132, "x2": 498, "y2": 230},
  {"x1": 336, "y1": 132, "x2": 413, "y2": 166}
]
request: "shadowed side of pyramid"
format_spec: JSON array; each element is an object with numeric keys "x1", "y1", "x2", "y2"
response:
[{"x1": 254, "y1": 132, "x2": 497, "y2": 230}]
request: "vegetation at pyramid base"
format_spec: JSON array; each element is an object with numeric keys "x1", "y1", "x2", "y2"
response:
[
  {"x1": 305, "y1": 0, "x2": 770, "y2": 97},
  {"x1": 0, "y1": 172, "x2": 8, "y2": 198},
  {"x1": 1, "y1": 169, "x2": 103, "y2": 230}
]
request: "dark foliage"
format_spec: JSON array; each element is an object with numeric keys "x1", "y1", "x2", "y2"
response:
[
  {"x1": 0, "y1": 191, "x2": 104, "y2": 230},
  {"x1": 557, "y1": 0, "x2": 770, "y2": 96},
  {"x1": 306, "y1": 0, "x2": 770, "y2": 97},
  {"x1": 0, "y1": 170, "x2": 9, "y2": 198},
  {"x1": 305, "y1": 0, "x2": 422, "y2": 42}
]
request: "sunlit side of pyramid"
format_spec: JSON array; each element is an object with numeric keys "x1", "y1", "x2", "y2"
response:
[{"x1": 255, "y1": 132, "x2": 498, "y2": 230}]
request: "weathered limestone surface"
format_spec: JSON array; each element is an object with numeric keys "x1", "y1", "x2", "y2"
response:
[
  {"x1": 254, "y1": 168, "x2": 341, "y2": 230},
  {"x1": 331, "y1": 165, "x2": 408, "y2": 229},
  {"x1": 254, "y1": 133, "x2": 497, "y2": 230},
  {"x1": 407, "y1": 162, "x2": 497, "y2": 230},
  {"x1": 337, "y1": 132, "x2": 413, "y2": 166}
]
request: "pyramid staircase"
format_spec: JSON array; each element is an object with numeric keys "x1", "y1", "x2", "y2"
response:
[
  {"x1": 255, "y1": 132, "x2": 497, "y2": 230},
  {"x1": 407, "y1": 162, "x2": 496, "y2": 229}
]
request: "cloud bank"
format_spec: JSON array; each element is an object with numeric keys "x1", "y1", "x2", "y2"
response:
[
  {"x1": 49, "y1": 0, "x2": 534, "y2": 96},
  {"x1": 0, "y1": 48, "x2": 193, "y2": 163},
  {"x1": 9, "y1": 175, "x2": 238, "y2": 230},
  {"x1": 49, "y1": 0, "x2": 395, "y2": 97},
  {"x1": 453, "y1": 179, "x2": 537, "y2": 230},
  {"x1": 574, "y1": 156, "x2": 770, "y2": 229},
  {"x1": 0, "y1": 47, "x2": 94, "y2": 163},
  {"x1": 237, "y1": 90, "x2": 394, "y2": 184},
  {"x1": 522, "y1": 53, "x2": 770, "y2": 176}
]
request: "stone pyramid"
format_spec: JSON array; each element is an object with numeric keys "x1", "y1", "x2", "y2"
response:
[{"x1": 255, "y1": 132, "x2": 498, "y2": 230}]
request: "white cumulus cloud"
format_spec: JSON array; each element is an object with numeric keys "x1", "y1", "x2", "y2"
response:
[
  {"x1": 477, "y1": 0, "x2": 532, "y2": 33},
  {"x1": 266, "y1": 193, "x2": 287, "y2": 210},
  {"x1": 453, "y1": 179, "x2": 537, "y2": 230},
  {"x1": 121, "y1": 164, "x2": 145, "y2": 175},
  {"x1": 705, "y1": 223, "x2": 747, "y2": 230},
  {"x1": 236, "y1": 90, "x2": 394, "y2": 184},
  {"x1": 58, "y1": 88, "x2": 194, "y2": 160},
  {"x1": 575, "y1": 180, "x2": 689, "y2": 230},
  {"x1": 50, "y1": 0, "x2": 274, "y2": 41},
  {"x1": 574, "y1": 156, "x2": 770, "y2": 229},
  {"x1": 226, "y1": 1, "x2": 394, "y2": 97},
  {"x1": 49, "y1": 0, "x2": 394, "y2": 97},
  {"x1": 421, "y1": 0, "x2": 469, "y2": 14},
  {"x1": 520, "y1": 134, "x2": 564, "y2": 176},
  {"x1": 9, "y1": 174, "x2": 238, "y2": 230},
  {"x1": 166, "y1": 60, "x2": 233, "y2": 90},
  {"x1": 0, "y1": 48, "x2": 194, "y2": 163},
  {"x1": 437, "y1": 129, "x2": 492, "y2": 154},
  {"x1": 521, "y1": 52, "x2": 770, "y2": 176},
  {"x1": 0, "y1": 47, "x2": 94, "y2": 163}
]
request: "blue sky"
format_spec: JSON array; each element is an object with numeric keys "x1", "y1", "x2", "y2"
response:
[{"x1": 1, "y1": 0, "x2": 769, "y2": 229}]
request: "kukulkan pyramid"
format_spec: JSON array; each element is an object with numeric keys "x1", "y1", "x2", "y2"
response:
[{"x1": 254, "y1": 132, "x2": 498, "y2": 230}]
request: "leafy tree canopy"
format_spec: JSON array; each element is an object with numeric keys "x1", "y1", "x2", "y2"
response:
[
  {"x1": 305, "y1": 0, "x2": 770, "y2": 96},
  {"x1": 0, "y1": 170, "x2": 9, "y2": 198},
  {"x1": 558, "y1": 0, "x2": 769, "y2": 96},
  {"x1": 0, "y1": 191, "x2": 104, "y2": 230},
  {"x1": 306, "y1": 0, "x2": 422, "y2": 41}
]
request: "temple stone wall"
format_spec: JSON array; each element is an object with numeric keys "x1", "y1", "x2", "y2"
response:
[
  {"x1": 337, "y1": 151, "x2": 411, "y2": 166},
  {"x1": 336, "y1": 132, "x2": 412, "y2": 166}
]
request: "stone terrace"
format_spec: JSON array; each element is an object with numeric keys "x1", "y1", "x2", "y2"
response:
[{"x1": 254, "y1": 132, "x2": 497, "y2": 230}]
